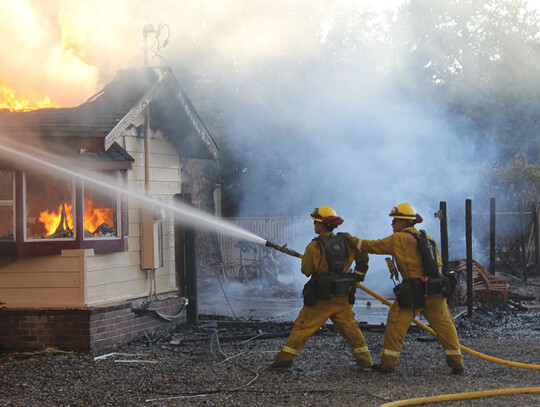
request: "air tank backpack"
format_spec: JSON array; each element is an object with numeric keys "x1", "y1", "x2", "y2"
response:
[
  {"x1": 402, "y1": 229, "x2": 449, "y2": 297},
  {"x1": 319, "y1": 233, "x2": 357, "y2": 303},
  {"x1": 391, "y1": 229, "x2": 443, "y2": 308},
  {"x1": 302, "y1": 234, "x2": 356, "y2": 306},
  {"x1": 403, "y1": 230, "x2": 439, "y2": 278}
]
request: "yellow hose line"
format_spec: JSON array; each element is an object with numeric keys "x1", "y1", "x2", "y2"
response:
[
  {"x1": 357, "y1": 283, "x2": 540, "y2": 370},
  {"x1": 380, "y1": 387, "x2": 540, "y2": 407}
]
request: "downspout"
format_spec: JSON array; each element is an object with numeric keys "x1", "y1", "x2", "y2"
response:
[
  {"x1": 142, "y1": 24, "x2": 156, "y2": 300},
  {"x1": 143, "y1": 25, "x2": 151, "y2": 194}
]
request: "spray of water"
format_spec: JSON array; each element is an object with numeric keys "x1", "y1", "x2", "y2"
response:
[{"x1": 0, "y1": 142, "x2": 267, "y2": 245}]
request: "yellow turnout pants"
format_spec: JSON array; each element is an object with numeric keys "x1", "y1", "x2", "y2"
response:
[
  {"x1": 274, "y1": 296, "x2": 372, "y2": 367},
  {"x1": 380, "y1": 294, "x2": 463, "y2": 372}
]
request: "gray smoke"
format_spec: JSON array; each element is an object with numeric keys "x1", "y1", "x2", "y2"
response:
[{"x1": 2, "y1": 0, "x2": 532, "y2": 295}]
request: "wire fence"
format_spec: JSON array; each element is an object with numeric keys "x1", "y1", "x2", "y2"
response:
[{"x1": 217, "y1": 217, "x2": 297, "y2": 282}]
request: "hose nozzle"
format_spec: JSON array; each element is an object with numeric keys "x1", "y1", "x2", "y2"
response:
[{"x1": 265, "y1": 240, "x2": 303, "y2": 259}]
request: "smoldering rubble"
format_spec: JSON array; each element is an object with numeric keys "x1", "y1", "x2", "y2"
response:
[{"x1": 2, "y1": 279, "x2": 540, "y2": 406}]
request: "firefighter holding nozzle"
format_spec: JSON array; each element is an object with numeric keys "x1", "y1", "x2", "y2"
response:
[
  {"x1": 359, "y1": 203, "x2": 464, "y2": 374},
  {"x1": 268, "y1": 206, "x2": 373, "y2": 371}
]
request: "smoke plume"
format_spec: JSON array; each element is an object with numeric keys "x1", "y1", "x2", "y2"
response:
[{"x1": 2, "y1": 0, "x2": 538, "y2": 294}]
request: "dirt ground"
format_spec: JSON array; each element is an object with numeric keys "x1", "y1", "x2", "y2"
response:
[{"x1": 1, "y1": 277, "x2": 539, "y2": 407}]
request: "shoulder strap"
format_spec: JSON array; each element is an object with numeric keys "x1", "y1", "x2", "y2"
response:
[
  {"x1": 336, "y1": 233, "x2": 351, "y2": 256},
  {"x1": 402, "y1": 230, "x2": 418, "y2": 238},
  {"x1": 406, "y1": 229, "x2": 431, "y2": 241},
  {"x1": 313, "y1": 236, "x2": 324, "y2": 257}
]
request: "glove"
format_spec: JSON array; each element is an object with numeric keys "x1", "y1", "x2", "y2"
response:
[
  {"x1": 385, "y1": 257, "x2": 399, "y2": 281},
  {"x1": 353, "y1": 268, "x2": 366, "y2": 282}
]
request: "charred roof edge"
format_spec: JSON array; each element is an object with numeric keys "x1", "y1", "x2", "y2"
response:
[
  {"x1": 103, "y1": 69, "x2": 166, "y2": 150},
  {"x1": 168, "y1": 71, "x2": 219, "y2": 161}
]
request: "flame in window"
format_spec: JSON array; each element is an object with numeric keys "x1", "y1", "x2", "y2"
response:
[
  {"x1": 39, "y1": 204, "x2": 74, "y2": 236},
  {"x1": 37, "y1": 198, "x2": 114, "y2": 237},
  {"x1": 84, "y1": 196, "x2": 114, "y2": 235}
]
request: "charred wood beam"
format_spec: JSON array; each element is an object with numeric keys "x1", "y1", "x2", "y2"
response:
[{"x1": 519, "y1": 203, "x2": 527, "y2": 281}]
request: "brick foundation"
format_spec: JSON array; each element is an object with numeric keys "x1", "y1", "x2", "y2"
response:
[{"x1": 0, "y1": 297, "x2": 186, "y2": 352}]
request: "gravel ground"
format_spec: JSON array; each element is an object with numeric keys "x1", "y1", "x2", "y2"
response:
[{"x1": 2, "y1": 284, "x2": 540, "y2": 406}]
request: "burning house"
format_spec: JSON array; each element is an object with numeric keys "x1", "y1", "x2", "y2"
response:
[{"x1": 0, "y1": 66, "x2": 218, "y2": 350}]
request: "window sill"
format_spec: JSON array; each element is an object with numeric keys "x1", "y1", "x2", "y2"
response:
[{"x1": 4, "y1": 239, "x2": 128, "y2": 256}]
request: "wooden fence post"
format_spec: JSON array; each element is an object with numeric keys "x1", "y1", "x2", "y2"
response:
[
  {"x1": 466, "y1": 199, "x2": 473, "y2": 317},
  {"x1": 534, "y1": 201, "x2": 540, "y2": 277},
  {"x1": 519, "y1": 202, "x2": 527, "y2": 281},
  {"x1": 490, "y1": 197, "x2": 496, "y2": 275}
]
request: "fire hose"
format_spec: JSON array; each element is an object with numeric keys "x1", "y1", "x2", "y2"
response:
[
  {"x1": 357, "y1": 283, "x2": 540, "y2": 370},
  {"x1": 379, "y1": 387, "x2": 540, "y2": 407},
  {"x1": 265, "y1": 240, "x2": 540, "y2": 405},
  {"x1": 266, "y1": 240, "x2": 540, "y2": 369}
]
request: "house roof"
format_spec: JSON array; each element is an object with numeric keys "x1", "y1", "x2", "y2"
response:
[
  {"x1": 77, "y1": 142, "x2": 135, "y2": 170},
  {"x1": 0, "y1": 67, "x2": 219, "y2": 161}
]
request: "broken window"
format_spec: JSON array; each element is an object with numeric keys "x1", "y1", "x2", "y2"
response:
[
  {"x1": 25, "y1": 171, "x2": 75, "y2": 240},
  {"x1": 0, "y1": 170, "x2": 14, "y2": 241},
  {"x1": 83, "y1": 172, "x2": 119, "y2": 239}
]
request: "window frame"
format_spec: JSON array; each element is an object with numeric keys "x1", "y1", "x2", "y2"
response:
[
  {"x1": 82, "y1": 172, "x2": 122, "y2": 241},
  {"x1": 23, "y1": 171, "x2": 76, "y2": 242},
  {"x1": 4, "y1": 170, "x2": 128, "y2": 256},
  {"x1": 0, "y1": 170, "x2": 15, "y2": 243}
]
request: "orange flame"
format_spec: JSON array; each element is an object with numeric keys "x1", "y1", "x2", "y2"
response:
[
  {"x1": 58, "y1": 13, "x2": 90, "y2": 65},
  {"x1": 0, "y1": 81, "x2": 59, "y2": 111},
  {"x1": 84, "y1": 196, "x2": 114, "y2": 234},
  {"x1": 38, "y1": 197, "x2": 113, "y2": 237},
  {"x1": 39, "y1": 204, "x2": 74, "y2": 236}
]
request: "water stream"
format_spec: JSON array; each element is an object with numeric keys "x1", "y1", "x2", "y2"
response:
[{"x1": 0, "y1": 141, "x2": 267, "y2": 245}]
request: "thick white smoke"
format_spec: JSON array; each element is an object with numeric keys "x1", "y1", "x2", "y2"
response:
[{"x1": 1, "y1": 0, "x2": 537, "y2": 295}]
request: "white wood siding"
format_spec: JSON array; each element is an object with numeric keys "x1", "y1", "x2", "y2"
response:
[
  {"x1": 0, "y1": 249, "x2": 89, "y2": 307},
  {"x1": 0, "y1": 127, "x2": 182, "y2": 307},
  {"x1": 85, "y1": 131, "x2": 180, "y2": 305}
]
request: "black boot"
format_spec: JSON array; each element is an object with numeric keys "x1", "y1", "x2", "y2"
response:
[
  {"x1": 372, "y1": 363, "x2": 392, "y2": 374},
  {"x1": 267, "y1": 360, "x2": 293, "y2": 371}
]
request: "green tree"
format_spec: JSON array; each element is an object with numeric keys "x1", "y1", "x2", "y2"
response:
[
  {"x1": 484, "y1": 154, "x2": 540, "y2": 210},
  {"x1": 392, "y1": 0, "x2": 540, "y2": 159}
]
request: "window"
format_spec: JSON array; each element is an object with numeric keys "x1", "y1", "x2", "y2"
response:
[
  {"x1": 24, "y1": 171, "x2": 75, "y2": 240},
  {"x1": 83, "y1": 172, "x2": 120, "y2": 239},
  {"x1": 0, "y1": 170, "x2": 14, "y2": 241},
  {"x1": 0, "y1": 170, "x2": 128, "y2": 256}
]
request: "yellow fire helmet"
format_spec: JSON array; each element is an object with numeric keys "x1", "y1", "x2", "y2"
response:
[
  {"x1": 311, "y1": 206, "x2": 337, "y2": 222},
  {"x1": 311, "y1": 206, "x2": 344, "y2": 227},
  {"x1": 389, "y1": 203, "x2": 417, "y2": 220}
]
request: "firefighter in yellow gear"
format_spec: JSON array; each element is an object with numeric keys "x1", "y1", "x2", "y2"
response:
[
  {"x1": 268, "y1": 206, "x2": 373, "y2": 371},
  {"x1": 359, "y1": 203, "x2": 464, "y2": 374}
]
